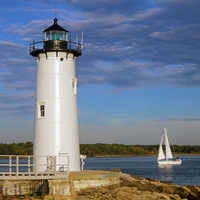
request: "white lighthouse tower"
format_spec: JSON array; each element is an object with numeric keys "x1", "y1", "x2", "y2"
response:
[{"x1": 30, "y1": 18, "x2": 82, "y2": 172}]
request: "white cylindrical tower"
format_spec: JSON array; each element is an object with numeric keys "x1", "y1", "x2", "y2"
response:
[{"x1": 30, "y1": 18, "x2": 82, "y2": 172}]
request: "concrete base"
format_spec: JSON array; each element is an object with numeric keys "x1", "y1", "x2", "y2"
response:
[
  {"x1": 45, "y1": 170, "x2": 121, "y2": 200},
  {"x1": 44, "y1": 195, "x2": 74, "y2": 200}
]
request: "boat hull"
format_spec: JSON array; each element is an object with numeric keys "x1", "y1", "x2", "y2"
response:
[{"x1": 157, "y1": 159, "x2": 182, "y2": 165}]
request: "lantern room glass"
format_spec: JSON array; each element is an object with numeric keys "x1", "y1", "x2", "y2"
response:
[{"x1": 45, "y1": 31, "x2": 68, "y2": 41}]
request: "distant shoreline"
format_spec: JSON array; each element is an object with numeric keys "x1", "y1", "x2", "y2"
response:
[
  {"x1": 1, "y1": 142, "x2": 200, "y2": 157},
  {"x1": 89, "y1": 153, "x2": 200, "y2": 158}
]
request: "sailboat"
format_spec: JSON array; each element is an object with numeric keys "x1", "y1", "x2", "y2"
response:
[{"x1": 157, "y1": 128, "x2": 182, "y2": 165}]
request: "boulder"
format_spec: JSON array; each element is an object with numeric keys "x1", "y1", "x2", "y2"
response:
[
  {"x1": 174, "y1": 186, "x2": 198, "y2": 199},
  {"x1": 157, "y1": 184, "x2": 178, "y2": 194},
  {"x1": 187, "y1": 185, "x2": 200, "y2": 197}
]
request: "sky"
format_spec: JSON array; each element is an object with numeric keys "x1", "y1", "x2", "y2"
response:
[{"x1": 0, "y1": 0, "x2": 200, "y2": 145}]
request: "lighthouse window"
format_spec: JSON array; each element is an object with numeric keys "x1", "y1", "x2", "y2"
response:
[
  {"x1": 45, "y1": 31, "x2": 50, "y2": 41},
  {"x1": 36, "y1": 102, "x2": 46, "y2": 118},
  {"x1": 45, "y1": 31, "x2": 68, "y2": 41},
  {"x1": 40, "y1": 105, "x2": 45, "y2": 117},
  {"x1": 52, "y1": 31, "x2": 59, "y2": 40}
]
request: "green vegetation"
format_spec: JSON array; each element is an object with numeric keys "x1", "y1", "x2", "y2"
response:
[
  {"x1": 80, "y1": 143, "x2": 200, "y2": 157},
  {"x1": 0, "y1": 142, "x2": 199, "y2": 157},
  {"x1": 0, "y1": 142, "x2": 33, "y2": 155}
]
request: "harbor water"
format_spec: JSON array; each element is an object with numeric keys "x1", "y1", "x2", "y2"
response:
[{"x1": 84, "y1": 155, "x2": 200, "y2": 186}]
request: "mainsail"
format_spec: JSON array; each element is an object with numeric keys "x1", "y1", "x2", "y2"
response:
[
  {"x1": 157, "y1": 132, "x2": 165, "y2": 160},
  {"x1": 164, "y1": 128, "x2": 173, "y2": 159},
  {"x1": 157, "y1": 128, "x2": 181, "y2": 165}
]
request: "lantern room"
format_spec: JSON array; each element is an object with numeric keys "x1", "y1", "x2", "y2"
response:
[
  {"x1": 43, "y1": 18, "x2": 68, "y2": 41},
  {"x1": 30, "y1": 18, "x2": 82, "y2": 57}
]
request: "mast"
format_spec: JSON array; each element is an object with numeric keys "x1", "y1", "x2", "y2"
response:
[
  {"x1": 164, "y1": 128, "x2": 173, "y2": 159},
  {"x1": 158, "y1": 132, "x2": 165, "y2": 160}
]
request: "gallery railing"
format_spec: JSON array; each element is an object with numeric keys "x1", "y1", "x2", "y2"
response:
[{"x1": 29, "y1": 39, "x2": 82, "y2": 57}]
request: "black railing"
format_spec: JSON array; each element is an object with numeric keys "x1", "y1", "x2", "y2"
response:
[{"x1": 29, "y1": 39, "x2": 82, "y2": 56}]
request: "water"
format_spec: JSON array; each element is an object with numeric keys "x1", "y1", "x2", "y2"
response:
[
  {"x1": 84, "y1": 155, "x2": 200, "y2": 186},
  {"x1": 0, "y1": 158, "x2": 34, "y2": 172}
]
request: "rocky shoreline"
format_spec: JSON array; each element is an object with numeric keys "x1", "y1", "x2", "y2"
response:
[
  {"x1": 0, "y1": 171, "x2": 200, "y2": 199},
  {"x1": 77, "y1": 172, "x2": 200, "y2": 200}
]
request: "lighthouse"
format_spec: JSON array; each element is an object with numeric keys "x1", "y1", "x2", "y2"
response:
[{"x1": 30, "y1": 18, "x2": 82, "y2": 172}]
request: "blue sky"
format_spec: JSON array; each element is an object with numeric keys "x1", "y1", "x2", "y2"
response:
[{"x1": 0, "y1": 0, "x2": 200, "y2": 145}]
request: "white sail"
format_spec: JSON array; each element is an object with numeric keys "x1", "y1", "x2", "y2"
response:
[
  {"x1": 157, "y1": 128, "x2": 182, "y2": 165},
  {"x1": 157, "y1": 132, "x2": 165, "y2": 161},
  {"x1": 164, "y1": 128, "x2": 173, "y2": 159}
]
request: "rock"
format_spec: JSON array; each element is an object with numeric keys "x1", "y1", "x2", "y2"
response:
[
  {"x1": 173, "y1": 186, "x2": 199, "y2": 199},
  {"x1": 111, "y1": 187, "x2": 139, "y2": 200},
  {"x1": 130, "y1": 175, "x2": 144, "y2": 181},
  {"x1": 187, "y1": 185, "x2": 200, "y2": 197},
  {"x1": 146, "y1": 177, "x2": 161, "y2": 183},
  {"x1": 77, "y1": 172, "x2": 200, "y2": 200},
  {"x1": 175, "y1": 186, "x2": 191, "y2": 198},
  {"x1": 168, "y1": 194, "x2": 182, "y2": 200},
  {"x1": 130, "y1": 191, "x2": 172, "y2": 200},
  {"x1": 157, "y1": 184, "x2": 178, "y2": 194}
]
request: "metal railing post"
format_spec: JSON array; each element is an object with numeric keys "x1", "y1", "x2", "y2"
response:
[
  {"x1": 34, "y1": 155, "x2": 37, "y2": 175},
  {"x1": 54, "y1": 156, "x2": 57, "y2": 176},
  {"x1": 16, "y1": 156, "x2": 19, "y2": 176},
  {"x1": 28, "y1": 156, "x2": 30, "y2": 174},
  {"x1": 67, "y1": 156, "x2": 69, "y2": 174},
  {"x1": 9, "y1": 156, "x2": 12, "y2": 175}
]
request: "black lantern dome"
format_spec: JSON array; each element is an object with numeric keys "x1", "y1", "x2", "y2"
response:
[
  {"x1": 30, "y1": 18, "x2": 82, "y2": 57},
  {"x1": 44, "y1": 18, "x2": 68, "y2": 32}
]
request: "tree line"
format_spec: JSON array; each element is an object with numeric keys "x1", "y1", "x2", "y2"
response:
[
  {"x1": 0, "y1": 142, "x2": 199, "y2": 157},
  {"x1": 0, "y1": 142, "x2": 33, "y2": 155},
  {"x1": 80, "y1": 143, "x2": 200, "y2": 157}
]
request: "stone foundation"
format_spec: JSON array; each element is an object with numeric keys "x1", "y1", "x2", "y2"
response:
[
  {"x1": 0, "y1": 170, "x2": 121, "y2": 199},
  {"x1": 45, "y1": 170, "x2": 121, "y2": 199},
  {"x1": 0, "y1": 179, "x2": 48, "y2": 196}
]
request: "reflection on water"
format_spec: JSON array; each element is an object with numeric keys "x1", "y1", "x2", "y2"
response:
[{"x1": 158, "y1": 165, "x2": 174, "y2": 183}]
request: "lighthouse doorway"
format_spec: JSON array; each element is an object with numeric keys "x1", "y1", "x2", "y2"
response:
[{"x1": 58, "y1": 152, "x2": 69, "y2": 172}]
